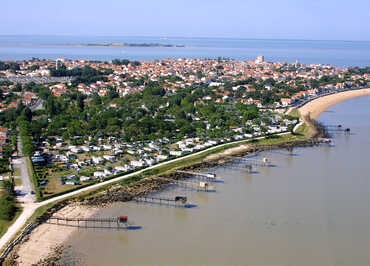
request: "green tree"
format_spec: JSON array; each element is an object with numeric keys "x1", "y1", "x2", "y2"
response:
[{"x1": 0, "y1": 194, "x2": 17, "y2": 221}]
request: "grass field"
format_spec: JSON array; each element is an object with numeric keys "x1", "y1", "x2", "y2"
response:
[
  {"x1": 0, "y1": 208, "x2": 22, "y2": 238},
  {"x1": 14, "y1": 178, "x2": 22, "y2": 187},
  {"x1": 13, "y1": 168, "x2": 21, "y2": 177}
]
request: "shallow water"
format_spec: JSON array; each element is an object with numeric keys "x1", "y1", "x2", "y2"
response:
[{"x1": 63, "y1": 95, "x2": 370, "y2": 266}]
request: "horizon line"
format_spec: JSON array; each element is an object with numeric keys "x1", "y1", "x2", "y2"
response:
[{"x1": 1, "y1": 34, "x2": 370, "y2": 43}]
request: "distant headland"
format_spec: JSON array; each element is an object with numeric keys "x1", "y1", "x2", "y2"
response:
[{"x1": 68, "y1": 43, "x2": 185, "y2": 48}]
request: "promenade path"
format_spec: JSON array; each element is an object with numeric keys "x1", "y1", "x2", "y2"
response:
[
  {"x1": 3, "y1": 87, "x2": 369, "y2": 254},
  {"x1": 0, "y1": 134, "x2": 278, "y2": 252}
]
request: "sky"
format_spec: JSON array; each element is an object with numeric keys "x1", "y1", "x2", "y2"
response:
[{"x1": 2, "y1": 0, "x2": 370, "y2": 41}]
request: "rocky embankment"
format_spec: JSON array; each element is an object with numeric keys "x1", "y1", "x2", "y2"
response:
[
  {"x1": 4, "y1": 135, "x2": 323, "y2": 265},
  {"x1": 83, "y1": 161, "x2": 218, "y2": 206},
  {"x1": 83, "y1": 138, "x2": 321, "y2": 206}
]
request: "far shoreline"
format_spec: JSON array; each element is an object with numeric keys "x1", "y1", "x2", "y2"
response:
[{"x1": 299, "y1": 88, "x2": 370, "y2": 119}]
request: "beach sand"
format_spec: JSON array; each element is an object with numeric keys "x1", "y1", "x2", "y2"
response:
[
  {"x1": 15, "y1": 203, "x2": 98, "y2": 266},
  {"x1": 205, "y1": 144, "x2": 252, "y2": 161},
  {"x1": 11, "y1": 89, "x2": 370, "y2": 265},
  {"x1": 299, "y1": 88, "x2": 370, "y2": 119}
]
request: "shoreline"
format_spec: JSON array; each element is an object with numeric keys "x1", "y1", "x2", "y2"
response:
[
  {"x1": 6, "y1": 88, "x2": 370, "y2": 264},
  {"x1": 299, "y1": 88, "x2": 370, "y2": 119},
  {"x1": 12, "y1": 203, "x2": 99, "y2": 265},
  {"x1": 10, "y1": 138, "x2": 317, "y2": 265}
]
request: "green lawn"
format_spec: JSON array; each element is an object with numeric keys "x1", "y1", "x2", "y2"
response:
[
  {"x1": 13, "y1": 168, "x2": 21, "y2": 177},
  {"x1": 0, "y1": 208, "x2": 22, "y2": 238},
  {"x1": 288, "y1": 108, "x2": 300, "y2": 118},
  {"x1": 14, "y1": 178, "x2": 22, "y2": 186},
  {"x1": 0, "y1": 192, "x2": 22, "y2": 238}
]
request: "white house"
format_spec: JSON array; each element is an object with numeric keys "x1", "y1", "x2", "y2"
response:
[
  {"x1": 92, "y1": 156, "x2": 105, "y2": 165},
  {"x1": 156, "y1": 154, "x2": 168, "y2": 161},
  {"x1": 93, "y1": 171, "x2": 106, "y2": 178},
  {"x1": 130, "y1": 160, "x2": 146, "y2": 167},
  {"x1": 80, "y1": 176, "x2": 90, "y2": 182},
  {"x1": 145, "y1": 158, "x2": 156, "y2": 166},
  {"x1": 103, "y1": 145, "x2": 112, "y2": 151},
  {"x1": 115, "y1": 165, "x2": 131, "y2": 172},
  {"x1": 81, "y1": 146, "x2": 91, "y2": 152},
  {"x1": 71, "y1": 147, "x2": 83, "y2": 153},
  {"x1": 170, "y1": 150, "x2": 183, "y2": 156},
  {"x1": 104, "y1": 169, "x2": 112, "y2": 176},
  {"x1": 103, "y1": 155, "x2": 115, "y2": 163}
]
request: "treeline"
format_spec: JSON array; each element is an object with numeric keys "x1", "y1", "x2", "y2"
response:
[
  {"x1": 1, "y1": 75, "x2": 265, "y2": 144},
  {"x1": 348, "y1": 66, "x2": 370, "y2": 75},
  {"x1": 0, "y1": 158, "x2": 10, "y2": 174},
  {"x1": 112, "y1": 59, "x2": 140, "y2": 66},
  {"x1": 16, "y1": 104, "x2": 37, "y2": 156},
  {"x1": 23, "y1": 79, "x2": 264, "y2": 142},
  {"x1": 0, "y1": 180, "x2": 17, "y2": 222},
  {"x1": 0, "y1": 61, "x2": 20, "y2": 71},
  {"x1": 19, "y1": 121, "x2": 35, "y2": 156}
]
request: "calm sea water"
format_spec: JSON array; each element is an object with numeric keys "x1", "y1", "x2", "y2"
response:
[
  {"x1": 62, "y1": 95, "x2": 370, "y2": 266},
  {"x1": 1, "y1": 35, "x2": 370, "y2": 67}
]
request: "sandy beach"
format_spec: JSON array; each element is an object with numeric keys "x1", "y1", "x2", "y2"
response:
[
  {"x1": 205, "y1": 144, "x2": 252, "y2": 161},
  {"x1": 8, "y1": 88, "x2": 370, "y2": 265},
  {"x1": 299, "y1": 88, "x2": 370, "y2": 119},
  {"x1": 14, "y1": 203, "x2": 98, "y2": 266}
]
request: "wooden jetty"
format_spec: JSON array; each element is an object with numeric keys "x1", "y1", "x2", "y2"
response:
[
  {"x1": 48, "y1": 216, "x2": 129, "y2": 229},
  {"x1": 176, "y1": 170, "x2": 223, "y2": 181},
  {"x1": 325, "y1": 124, "x2": 343, "y2": 128},
  {"x1": 134, "y1": 195, "x2": 191, "y2": 207},
  {"x1": 222, "y1": 164, "x2": 253, "y2": 172},
  {"x1": 230, "y1": 156, "x2": 272, "y2": 167},
  {"x1": 325, "y1": 125, "x2": 351, "y2": 132},
  {"x1": 263, "y1": 147, "x2": 296, "y2": 156},
  {"x1": 157, "y1": 177, "x2": 216, "y2": 191}
]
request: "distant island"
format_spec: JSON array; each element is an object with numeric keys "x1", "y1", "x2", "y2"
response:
[{"x1": 69, "y1": 43, "x2": 185, "y2": 48}]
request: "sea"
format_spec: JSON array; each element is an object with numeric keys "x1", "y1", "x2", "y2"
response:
[
  {"x1": 60, "y1": 95, "x2": 370, "y2": 266},
  {"x1": 4, "y1": 35, "x2": 370, "y2": 265},
  {"x1": 1, "y1": 35, "x2": 370, "y2": 67}
]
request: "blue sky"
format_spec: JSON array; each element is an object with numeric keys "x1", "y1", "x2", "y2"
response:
[{"x1": 2, "y1": 0, "x2": 370, "y2": 40}]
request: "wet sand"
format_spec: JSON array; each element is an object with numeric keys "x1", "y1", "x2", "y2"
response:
[
  {"x1": 205, "y1": 144, "x2": 252, "y2": 161},
  {"x1": 14, "y1": 204, "x2": 98, "y2": 265},
  {"x1": 61, "y1": 95, "x2": 370, "y2": 266},
  {"x1": 299, "y1": 88, "x2": 370, "y2": 119}
]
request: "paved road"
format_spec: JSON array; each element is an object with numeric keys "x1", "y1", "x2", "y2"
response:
[
  {"x1": 2, "y1": 87, "x2": 367, "y2": 254},
  {"x1": 13, "y1": 135, "x2": 36, "y2": 204},
  {"x1": 1, "y1": 86, "x2": 367, "y2": 256}
]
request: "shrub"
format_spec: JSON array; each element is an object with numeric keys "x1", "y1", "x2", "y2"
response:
[{"x1": 0, "y1": 194, "x2": 17, "y2": 221}]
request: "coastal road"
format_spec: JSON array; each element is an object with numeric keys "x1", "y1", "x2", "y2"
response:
[
  {"x1": 2, "y1": 87, "x2": 370, "y2": 255},
  {"x1": 13, "y1": 135, "x2": 36, "y2": 203},
  {"x1": 0, "y1": 132, "x2": 286, "y2": 252}
]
